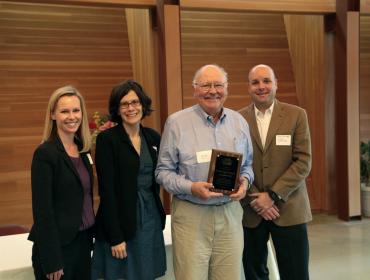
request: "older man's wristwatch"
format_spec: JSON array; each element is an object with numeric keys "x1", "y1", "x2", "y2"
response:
[
  {"x1": 243, "y1": 177, "x2": 252, "y2": 191},
  {"x1": 268, "y1": 190, "x2": 282, "y2": 203}
]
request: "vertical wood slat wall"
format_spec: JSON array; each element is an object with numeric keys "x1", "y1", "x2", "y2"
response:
[
  {"x1": 180, "y1": 11, "x2": 296, "y2": 111},
  {"x1": 1, "y1": 1, "x2": 366, "y2": 226},
  {"x1": 360, "y1": 16, "x2": 370, "y2": 141},
  {"x1": 284, "y1": 15, "x2": 326, "y2": 211},
  {"x1": 125, "y1": 8, "x2": 160, "y2": 131},
  {"x1": 180, "y1": 10, "x2": 326, "y2": 212},
  {"x1": 0, "y1": 1, "x2": 133, "y2": 227}
]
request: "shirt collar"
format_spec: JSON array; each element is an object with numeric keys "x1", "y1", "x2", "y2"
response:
[
  {"x1": 254, "y1": 101, "x2": 275, "y2": 118},
  {"x1": 195, "y1": 104, "x2": 227, "y2": 124}
]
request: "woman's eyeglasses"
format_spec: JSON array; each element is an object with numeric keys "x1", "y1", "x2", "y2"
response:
[{"x1": 120, "y1": 99, "x2": 141, "y2": 109}]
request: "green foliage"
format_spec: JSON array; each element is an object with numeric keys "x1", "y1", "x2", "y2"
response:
[{"x1": 360, "y1": 141, "x2": 370, "y2": 185}]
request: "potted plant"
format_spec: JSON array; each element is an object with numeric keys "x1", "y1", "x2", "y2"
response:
[{"x1": 360, "y1": 141, "x2": 370, "y2": 216}]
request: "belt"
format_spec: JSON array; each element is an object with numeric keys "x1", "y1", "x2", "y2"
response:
[{"x1": 182, "y1": 199, "x2": 231, "y2": 207}]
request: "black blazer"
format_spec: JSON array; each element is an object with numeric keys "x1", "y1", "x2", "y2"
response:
[
  {"x1": 28, "y1": 137, "x2": 94, "y2": 274},
  {"x1": 94, "y1": 124, "x2": 165, "y2": 246}
]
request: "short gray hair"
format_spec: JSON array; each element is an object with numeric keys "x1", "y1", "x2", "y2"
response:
[{"x1": 192, "y1": 64, "x2": 228, "y2": 86}]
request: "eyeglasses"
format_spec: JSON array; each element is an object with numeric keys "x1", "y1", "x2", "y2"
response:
[
  {"x1": 194, "y1": 82, "x2": 227, "y2": 92},
  {"x1": 120, "y1": 99, "x2": 141, "y2": 109}
]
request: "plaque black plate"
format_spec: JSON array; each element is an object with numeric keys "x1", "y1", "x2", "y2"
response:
[{"x1": 207, "y1": 149, "x2": 243, "y2": 195}]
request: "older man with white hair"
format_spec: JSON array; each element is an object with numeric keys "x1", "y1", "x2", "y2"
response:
[{"x1": 156, "y1": 64, "x2": 254, "y2": 280}]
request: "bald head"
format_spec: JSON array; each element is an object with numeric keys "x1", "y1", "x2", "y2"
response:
[
  {"x1": 248, "y1": 64, "x2": 276, "y2": 83},
  {"x1": 248, "y1": 64, "x2": 278, "y2": 112}
]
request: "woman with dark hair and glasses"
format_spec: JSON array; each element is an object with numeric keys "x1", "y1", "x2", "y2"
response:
[{"x1": 91, "y1": 80, "x2": 166, "y2": 280}]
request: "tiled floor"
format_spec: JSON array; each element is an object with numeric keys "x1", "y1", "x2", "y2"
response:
[
  {"x1": 161, "y1": 213, "x2": 370, "y2": 280},
  {"x1": 309, "y1": 214, "x2": 370, "y2": 280}
]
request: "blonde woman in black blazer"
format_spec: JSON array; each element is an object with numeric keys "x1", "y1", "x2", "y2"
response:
[
  {"x1": 91, "y1": 80, "x2": 166, "y2": 280},
  {"x1": 28, "y1": 86, "x2": 95, "y2": 280}
]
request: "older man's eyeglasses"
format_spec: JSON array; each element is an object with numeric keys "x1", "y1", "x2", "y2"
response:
[
  {"x1": 194, "y1": 82, "x2": 227, "y2": 92},
  {"x1": 120, "y1": 99, "x2": 141, "y2": 109}
]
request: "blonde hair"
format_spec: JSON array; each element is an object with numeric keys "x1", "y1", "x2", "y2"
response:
[{"x1": 42, "y1": 85, "x2": 92, "y2": 152}]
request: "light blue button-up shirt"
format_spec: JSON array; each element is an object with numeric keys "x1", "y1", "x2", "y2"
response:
[{"x1": 155, "y1": 104, "x2": 254, "y2": 205}]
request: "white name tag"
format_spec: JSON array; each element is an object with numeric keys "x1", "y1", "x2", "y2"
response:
[
  {"x1": 86, "y1": 153, "x2": 94, "y2": 165},
  {"x1": 196, "y1": 150, "x2": 212, "y2": 163},
  {"x1": 276, "y1": 135, "x2": 291, "y2": 146}
]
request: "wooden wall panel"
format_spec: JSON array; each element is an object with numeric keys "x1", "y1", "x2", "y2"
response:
[
  {"x1": 323, "y1": 29, "x2": 337, "y2": 213},
  {"x1": 180, "y1": 0, "x2": 336, "y2": 14},
  {"x1": 360, "y1": 16, "x2": 370, "y2": 141},
  {"x1": 162, "y1": 5, "x2": 183, "y2": 117},
  {"x1": 180, "y1": 10, "x2": 327, "y2": 212},
  {"x1": 346, "y1": 12, "x2": 361, "y2": 218},
  {"x1": 284, "y1": 15, "x2": 326, "y2": 211},
  {"x1": 180, "y1": 11, "x2": 297, "y2": 110},
  {"x1": 125, "y1": 8, "x2": 160, "y2": 131},
  {"x1": 1, "y1": 0, "x2": 156, "y2": 8},
  {"x1": 334, "y1": 2, "x2": 361, "y2": 220},
  {"x1": 0, "y1": 1, "x2": 133, "y2": 228}
]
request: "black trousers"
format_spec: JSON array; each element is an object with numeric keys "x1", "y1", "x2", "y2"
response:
[
  {"x1": 243, "y1": 220, "x2": 309, "y2": 280},
  {"x1": 32, "y1": 229, "x2": 92, "y2": 280}
]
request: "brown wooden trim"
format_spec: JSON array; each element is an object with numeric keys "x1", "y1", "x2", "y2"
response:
[
  {"x1": 335, "y1": 0, "x2": 349, "y2": 220},
  {"x1": 324, "y1": 13, "x2": 336, "y2": 32},
  {"x1": 155, "y1": 0, "x2": 168, "y2": 130},
  {"x1": 180, "y1": 0, "x2": 336, "y2": 14},
  {"x1": 163, "y1": 5, "x2": 183, "y2": 115},
  {"x1": 155, "y1": 1, "x2": 182, "y2": 214},
  {"x1": 0, "y1": 0, "x2": 156, "y2": 8},
  {"x1": 347, "y1": 11, "x2": 361, "y2": 217},
  {"x1": 335, "y1": 0, "x2": 361, "y2": 220}
]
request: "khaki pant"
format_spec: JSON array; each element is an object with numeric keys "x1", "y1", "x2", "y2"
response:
[{"x1": 171, "y1": 197, "x2": 244, "y2": 280}]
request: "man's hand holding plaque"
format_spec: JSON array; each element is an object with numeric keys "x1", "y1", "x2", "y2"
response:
[
  {"x1": 229, "y1": 176, "x2": 248, "y2": 201},
  {"x1": 190, "y1": 181, "x2": 224, "y2": 200},
  {"x1": 207, "y1": 149, "x2": 243, "y2": 195}
]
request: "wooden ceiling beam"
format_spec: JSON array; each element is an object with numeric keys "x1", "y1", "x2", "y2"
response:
[
  {"x1": 0, "y1": 0, "x2": 156, "y2": 8},
  {"x1": 180, "y1": 0, "x2": 336, "y2": 14}
]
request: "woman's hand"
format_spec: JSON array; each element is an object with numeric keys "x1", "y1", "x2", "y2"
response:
[
  {"x1": 111, "y1": 242, "x2": 127, "y2": 259},
  {"x1": 46, "y1": 269, "x2": 64, "y2": 280}
]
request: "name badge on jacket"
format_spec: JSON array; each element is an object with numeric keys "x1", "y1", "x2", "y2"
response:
[
  {"x1": 196, "y1": 150, "x2": 212, "y2": 163},
  {"x1": 276, "y1": 135, "x2": 291, "y2": 146}
]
